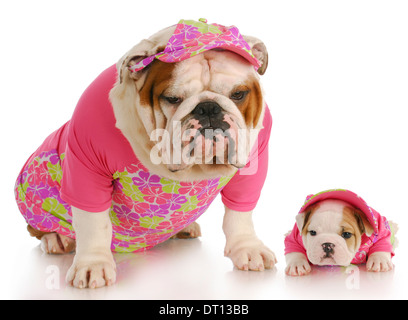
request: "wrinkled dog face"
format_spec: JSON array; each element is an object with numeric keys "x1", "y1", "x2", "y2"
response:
[
  {"x1": 296, "y1": 200, "x2": 374, "y2": 266},
  {"x1": 139, "y1": 50, "x2": 264, "y2": 172},
  {"x1": 110, "y1": 26, "x2": 268, "y2": 179}
]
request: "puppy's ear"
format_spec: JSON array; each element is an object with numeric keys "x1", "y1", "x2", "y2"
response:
[
  {"x1": 296, "y1": 204, "x2": 319, "y2": 235},
  {"x1": 295, "y1": 213, "x2": 306, "y2": 233},
  {"x1": 117, "y1": 26, "x2": 176, "y2": 83},
  {"x1": 351, "y1": 208, "x2": 374, "y2": 237},
  {"x1": 243, "y1": 35, "x2": 269, "y2": 75}
]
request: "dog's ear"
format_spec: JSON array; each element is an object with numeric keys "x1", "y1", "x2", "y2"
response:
[
  {"x1": 351, "y1": 207, "x2": 374, "y2": 237},
  {"x1": 295, "y1": 213, "x2": 306, "y2": 233},
  {"x1": 117, "y1": 26, "x2": 176, "y2": 84},
  {"x1": 243, "y1": 36, "x2": 269, "y2": 75},
  {"x1": 296, "y1": 204, "x2": 320, "y2": 235}
]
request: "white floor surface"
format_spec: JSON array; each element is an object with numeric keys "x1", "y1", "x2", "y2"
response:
[{"x1": 2, "y1": 197, "x2": 407, "y2": 300}]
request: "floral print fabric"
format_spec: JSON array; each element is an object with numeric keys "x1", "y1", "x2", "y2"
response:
[
  {"x1": 15, "y1": 150, "x2": 234, "y2": 252},
  {"x1": 129, "y1": 19, "x2": 261, "y2": 73}
]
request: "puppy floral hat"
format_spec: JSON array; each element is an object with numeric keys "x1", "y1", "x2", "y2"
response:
[
  {"x1": 299, "y1": 189, "x2": 379, "y2": 231},
  {"x1": 128, "y1": 18, "x2": 262, "y2": 73}
]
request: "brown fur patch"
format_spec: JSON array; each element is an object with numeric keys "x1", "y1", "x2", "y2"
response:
[
  {"x1": 27, "y1": 224, "x2": 51, "y2": 240},
  {"x1": 342, "y1": 206, "x2": 364, "y2": 252},
  {"x1": 301, "y1": 203, "x2": 320, "y2": 235},
  {"x1": 138, "y1": 61, "x2": 176, "y2": 129},
  {"x1": 139, "y1": 61, "x2": 176, "y2": 106},
  {"x1": 234, "y1": 78, "x2": 263, "y2": 128},
  {"x1": 139, "y1": 60, "x2": 175, "y2": 134},
  {"x1": 343, "y1": 206, "x2": 374, "y2": 236}
]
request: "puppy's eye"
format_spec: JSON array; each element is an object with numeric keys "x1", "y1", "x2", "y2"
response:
[
  {"x1": 309, "y1": 230, "x2": 317, "y2": 236},
  {"x1": 342, "y1": 232, "x2": 353, "y2": 239},
  {"x1": 163, "y1": 96, "x2": 183, "y2": 104},
  {"x1": 230, "y1": 91, "x2": 248, "y2": 101}
]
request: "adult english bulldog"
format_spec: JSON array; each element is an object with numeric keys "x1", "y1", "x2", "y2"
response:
[{"x1": 15, "y1": 19, "x2": 276, "y2": 289}]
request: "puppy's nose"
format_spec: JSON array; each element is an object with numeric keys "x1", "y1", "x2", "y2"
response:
[
  {"x1": 322, "y1": 243, "x2": 335, "y2": 254},
  {"x1": 192, "y1": 101, "x2": 222, "y2": 117}
]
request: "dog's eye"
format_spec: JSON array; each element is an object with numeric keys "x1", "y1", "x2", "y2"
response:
[
  {"x1": 163, "y1": 96, "x2": 183, "y2": 104},
  {"x1": 230, "y1": 91, "x2": 248, "y2": 101},
  {"x1": 342, "y1": 232, "x2": 353, "y2": 239},
  {"x1": 309, "y1": 230, "x2": 317, "y2": 236}
]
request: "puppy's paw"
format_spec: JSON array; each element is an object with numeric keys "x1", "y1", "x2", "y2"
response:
[
  {"x1": 66, "y1": 252, "x2": 116, "y2": 289},
  {"x1": 225, "y1": 235, "x2": 277, "y2": 271},
  {"x1": 366, "y1": 252, "x2": 393, "y2": 272},
  {"x1": 285, "y1": 254, "x2": 311, "y2": 277},
  {"x1": 41, "y1": 233, "x2": 76, "y2": 254}
]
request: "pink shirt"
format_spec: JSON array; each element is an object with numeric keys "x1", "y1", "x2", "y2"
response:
[{"x1": 15, "y1": 64, "x2": 272, "y2": 252}]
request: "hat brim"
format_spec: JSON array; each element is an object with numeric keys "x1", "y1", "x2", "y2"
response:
[
  {"x1": 156, "y1": 43, "x2": 261, "y2": 69},
  {"x1": 299, "y1": 189, "x2": 377, "y2": 228}
]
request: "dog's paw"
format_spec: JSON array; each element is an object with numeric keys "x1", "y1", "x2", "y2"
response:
[
  {"x1": 366, "y1": 252, "x2": 393, "y2": 272},
  {"x1": 285, "y1": 256, "x2": 312, "y2": 277},
  {"x1": 41, "y1": 233, "x2": 76, "y2": 254},
  {"x1": 172, "y1": 222, "x2": 202, "y2": 239},
  {"x1": 66, "y1": 252, "x2": 116, "y2": 289},
  {"x1": 224, "y1": 235, "x2": 277, "y2": 271}
]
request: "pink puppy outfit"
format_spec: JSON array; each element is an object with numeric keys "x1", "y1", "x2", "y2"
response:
[{"x1": 285, "y1": 189, "x2": 396, "y2": 264}]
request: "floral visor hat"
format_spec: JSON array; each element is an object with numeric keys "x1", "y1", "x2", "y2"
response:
[{"x1": 128, "y1": 18, "x2": 262, "y2": 73}]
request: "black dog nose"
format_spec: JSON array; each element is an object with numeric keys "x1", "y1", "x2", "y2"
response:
[
  {"x1": 322, "y1": 243, "x2": 335, "y2": 254},
  {"x1": 192, "y1": 101, "x2": 222, "y2": 117}
]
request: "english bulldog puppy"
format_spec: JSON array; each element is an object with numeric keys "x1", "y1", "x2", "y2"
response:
[
  {"x1": 15, "y1": 19, "x2": 276, "y2": 289},
  {"x1": 285, "y1": 189, "x2": 397, "y2": 276}
]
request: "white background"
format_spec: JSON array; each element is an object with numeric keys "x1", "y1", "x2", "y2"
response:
[{"x1": 1, "y1": 0, "x2": 407, "y2": 300}]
